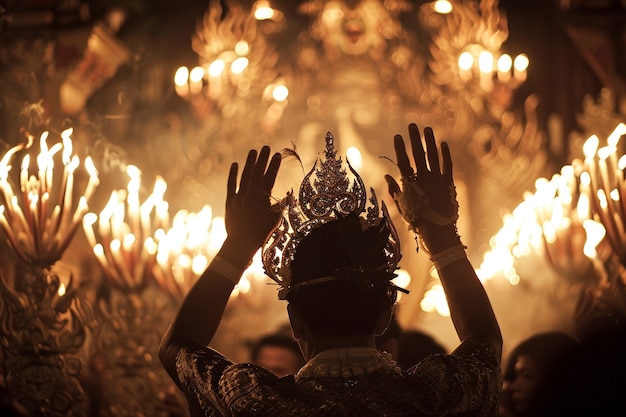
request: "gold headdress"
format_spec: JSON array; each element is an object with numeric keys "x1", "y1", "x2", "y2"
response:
[{"x1": 262, "y1": 132, "x2": 402, "y2": 299}]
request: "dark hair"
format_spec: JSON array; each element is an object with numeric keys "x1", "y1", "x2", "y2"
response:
[
  {"x1": 503, "y1": 331, "x2": 578, "y2": 382},
  {"x1": 502, "y1": 331, "x2": 579, "y2": 417},
  {"x1": 397, "y1": 330, "x2": 447, "y2": 370},
  {"x1": 249, "y1": 333, "x2": 303, "y2": 364},
  {"x1": 287, "y1": 213, "x2": 398, "y2": 337}
]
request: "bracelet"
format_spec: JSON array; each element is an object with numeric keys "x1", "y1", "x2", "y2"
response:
[
  {"x1": 211, "y1": 256, "x2": 243, "y2": 285},
  {"x1": 429, "y1": 245, "x2": 467, "y2": 271}
]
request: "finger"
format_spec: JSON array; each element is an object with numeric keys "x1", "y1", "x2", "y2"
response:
[
  {"x1": 226, "y1": 162, "x2": 238, "y2": 208},
  {"x1": 393, "y1": 135, "x2": 413, "y2": 178},
  {"x1": 384, "y1": 174, "x2": 401, "y2": 197},
  {"x1": 252, "y1": 146, "x2": 271, "y2": 186},
  {"x1": 239, "y1": 149, "x2": 258, "y2": 192},
  {"x1": 408, "y1": 123, "x2": 427, "y2": 174},
  {"x1": 385, "y1": 175, "x2": 403, "y2": 215},
  {"x1": 262, "y1": 152, "x2": 282, "y2": 192},
  {"x1": 423, "y1": 127, "x2": 441, "y2": 174},
  {"x1": 441, "y1": 142, "x2": 453, "y2": 183}
]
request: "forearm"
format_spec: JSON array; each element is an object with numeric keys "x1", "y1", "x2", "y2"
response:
[
  {"x1": 159, "y1": 238, "x2": 256, "y2": 373},
  {"x1": 421, "y1": 225, "x2": 502, "y2": 358}
]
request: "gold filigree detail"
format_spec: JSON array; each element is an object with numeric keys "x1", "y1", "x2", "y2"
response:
[{"x1": 262, "y1": 132, "x2": 401, "y2": 288}]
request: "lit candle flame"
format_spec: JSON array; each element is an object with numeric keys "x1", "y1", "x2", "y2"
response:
[
  {"x1": 153, "y1": 206, "x2": 228, "y2": 299},
  {"x1": 0, "y1": 129, "x2": 99, "y2": 266},
  {"x1": 83, "y1": 166, "x2": 168, "y2": 292}
]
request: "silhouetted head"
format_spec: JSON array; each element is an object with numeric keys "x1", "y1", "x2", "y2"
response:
[
  {"x1": 286, "y1": 213, "x2": 398, "y2": 338},
  {"x1": 502, "y1": 331, "x2": 578, "y2": 417}
]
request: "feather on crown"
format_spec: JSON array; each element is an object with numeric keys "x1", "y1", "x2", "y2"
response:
[{"x1": 261, "y1": 132, "x2": 401, "y2": 298}]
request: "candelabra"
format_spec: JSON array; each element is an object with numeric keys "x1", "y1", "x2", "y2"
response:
[
  {"x1": 81, "y1": 166, "x2": 174, "y2": 417},
  {"x1": 473, "y1": 117, "x2": 626, "y2": 343},
  {"x1": 0, "y1": 128, "x2": 99, "y2": 417}
]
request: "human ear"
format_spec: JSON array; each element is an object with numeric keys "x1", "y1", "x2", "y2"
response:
[
  {"x1": 374, "y1": 306, "x2": 393, "y2": 336},
  {"x1": 287, "y1": 304, "x2": 305, "y2": 339}
]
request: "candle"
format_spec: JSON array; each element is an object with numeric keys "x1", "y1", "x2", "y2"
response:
[
  {"x1": 0, "y1": 207, "x2": 25, "y2": 259},
  {"x1": 513, "y1": 54, "x2": 529, "y2": 82},
  {"x1": 86, "y1": 166, "x2": 170, "y2": 292},
  {"x1": 189, "y1": 66, "x2": 205, "y2": 96},
  {"x1": 83, "y1": 157, "x2": 100, "y2": 202},
  {"x1": 207, "y1": 59, "x2": 225, "y2": 100},
  {"x1": 126, "y1": 165, "x2": 141, "y2": 237},
  {"x1": 497, "y1": 54, "x2": 512, "y2": 83},
  {"x1": 110, "y1": 238, "x2": 133, "y2": 288},
  {"x1": 458, "y1": 52, "x2": 473, "y2": 82},
  {"x1": 174, "y1": 66, "x2": 190, "y2": 98},
  {"x1": 478, "y1": 50, "x2": 494, "y2": 91}
]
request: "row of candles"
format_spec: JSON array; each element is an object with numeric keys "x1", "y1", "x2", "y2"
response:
[
  {"x1": 0, "y1": 128, "x2": 99, "y2": 266},
  {"x1": 0, "y1": 127, "x2": 413, "y2": 308},
  {"x1": 0, "y1": 128, "x2": 259, "y2": 300},
  {"x1": 174, "y1": 62, "x2": 289, "y2": 104},
  {"x1": 458, "y1": 49, "x2": 529, "y2": 89},
  {"x1": 475, "y1": 122, "x2": 626, "y2": 289},
  {"x1": 3, "y1": 121, "x2": 623, "y2": 317}
]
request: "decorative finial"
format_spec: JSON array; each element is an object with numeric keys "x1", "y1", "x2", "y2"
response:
[{"x1": 262, "y1": 131, "x2": 401, "y2": 296}]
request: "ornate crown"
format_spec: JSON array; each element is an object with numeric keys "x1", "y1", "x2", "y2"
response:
[{"x1": 261, "y1": 132, "x2": 402, "y2": 299}]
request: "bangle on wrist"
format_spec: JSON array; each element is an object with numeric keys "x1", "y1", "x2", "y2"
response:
[
  {"x1": 211, "y1": 256, "x2": 243, "y2": 285},
  {"x1": 429, "y1": 244, "x2": 467, "y2": 270}
]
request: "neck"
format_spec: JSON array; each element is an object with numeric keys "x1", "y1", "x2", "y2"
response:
[{"x1": 300, "y1": 334, "x2": 377, "y2": 361}]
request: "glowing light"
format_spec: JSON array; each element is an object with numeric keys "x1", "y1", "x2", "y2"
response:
[
  {"x1": 392, "y1": 269, "x2": 411, "y2": 301},
  {"x1": 582, "y1": 219, "x2": 606, "y2": 257},
  {"x1": 597, "y1": 146, "x2": 614, "y2": 161},
  {"x1": 174, "y1": 67, "x2": 189, "y2": 86},
  {"x1": 272, "y1": 85, "x2": 289, "y2": 102},
  {"x1": 0, "y1": 129, "x2": 99, "y2": 265},
  {"x1": 597, "y1": 189, "x2": 608, "y2": 209},
  {"x1": 234, "y1": 41, "x2": 250, "y2": 56},
  {"x1": 208, "y1": 59, "x2": 225, "y2": 77},
  {"x1": 346, "y1": 147, "x2": 363, "y2": 171},
  {"x1": 433, "y1": 0, "x2": 453, "y2": 14},
  {"x1": 607, "y1": 123, "x2": 626, "y2": 147},
  {"x1": 189, "y1": 66, "x2": 205, "y2": 83},
  {"x1": 254, "y1": 1, "x2": 275, "y2": 20},
  {"x1": 231, "y1": 57, "x2": 249, "y2": 74},
  {"x1": 478, "y1": 51, "x2": 494, "y2": 74},
  {"x1": 420, "y1": 284, "x2": 450, "y2": 316},
  {"x1": 497, "y1": 54, "x2": 512, "y2": 73},
  {"x1": 583, "y1": 135, "x2": 599, "y2": 158},
  {"x1": 84, "y1": 167, "x2": 169, "y2": 292},
  {"x1": 513, "y1": 54, "x2": 529, "y2": 72},
  {"x1": 238, "y1": 277, "x2": 251, "y2": 293},
  {"x1": 458, "y1": 52, "x2": 474, "y2": 71}
]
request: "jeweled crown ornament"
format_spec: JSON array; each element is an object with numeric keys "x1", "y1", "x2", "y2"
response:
[{"x1": 262, "y1": 132, "x2": 401, "y2": 297}]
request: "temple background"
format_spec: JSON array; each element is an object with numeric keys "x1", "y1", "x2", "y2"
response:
[{"x1": 0, "y1": 1, "x2": 625, "y2": 416}]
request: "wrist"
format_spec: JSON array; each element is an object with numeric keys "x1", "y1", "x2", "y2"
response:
[
  {"x1": 218, "y1": 237, "x2": 258, "y2": 269},
  {"x1": 429, "y1": 244, "x2": 467, "y2": 270},
  {"x1": 417, "y1": 224, "x2": 463, "y2": 254}
]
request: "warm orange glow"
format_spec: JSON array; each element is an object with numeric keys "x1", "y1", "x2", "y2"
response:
[{"x1": 0, "y1": 129, "x2": 99, "y2": 265}]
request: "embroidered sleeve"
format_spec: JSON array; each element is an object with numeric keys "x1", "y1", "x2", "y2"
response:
[
  {"x1": 175, "y1": 343, "x2": 233, "y2": 417},
  {"x1": 175, "y1": 344, "x2": 287, "y2": 417},
  {"x1": 407, "y1": 338, "x2": 502, "y2": 417}
]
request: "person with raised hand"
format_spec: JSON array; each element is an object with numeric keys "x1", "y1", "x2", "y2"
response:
[
  {"x1": 159, "y1": 125, "x2": 502, "y2": 417},
  {"x1": 385, "y1": 123, "x2": 503, "y2": 360}
]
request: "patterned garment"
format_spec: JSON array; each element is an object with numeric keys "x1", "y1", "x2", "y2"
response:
[{"x1": 172, "y1": 338, "x2": 501, "y2": 417}]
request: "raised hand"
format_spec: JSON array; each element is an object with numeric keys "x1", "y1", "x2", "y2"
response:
[
  {"x1": 225, "y1": 146, "x2": 282, "y2": 255},
  {"x1": 384, "y1": 124, "x2": 502, "y2": 358},
  {"x1": 384, "y1": 124, "x2": 460, "y2": 252}
]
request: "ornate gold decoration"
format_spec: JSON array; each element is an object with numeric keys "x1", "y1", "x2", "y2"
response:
[
  {"x1": 0, "y1": 265, "x2": 94, "y2": 417},
  {"x1": 262, "y1": 132, "x2": 401, "y2": 288}
]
